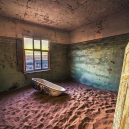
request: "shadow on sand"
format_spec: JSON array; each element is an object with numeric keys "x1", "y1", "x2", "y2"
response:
[{"x1": 31, "y1": 91, "x2": 71, "y2": 104}]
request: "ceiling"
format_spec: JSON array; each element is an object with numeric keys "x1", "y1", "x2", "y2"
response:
[{"x1": 0, "y1": 0, "x2": 128, "y2": 31}]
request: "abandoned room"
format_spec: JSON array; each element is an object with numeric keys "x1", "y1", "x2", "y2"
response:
[{"x1": 0, "y1": 0, "x2": 129, "y2": 129}]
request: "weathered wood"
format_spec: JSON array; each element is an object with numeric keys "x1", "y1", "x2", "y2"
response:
[
  {"x1": 113, "y1": 82, "x2": 128, "y2": 129},
  {"x1": 16, "y1": 38, "x2": 24, "y2": 72},
  {"x1": 119, "y1": 83, "x2": 129, "y2": 129},
  {"x1": 113, "y1": 43, "x2": 129, "y2": 129}
]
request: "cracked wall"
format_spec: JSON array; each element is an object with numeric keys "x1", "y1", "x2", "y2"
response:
[
  {"x1": 0, "y1": 37, "x2": 70, "y2": 92},
  {"x1": 71, "y1": 11, "x2": 129, "y2": 43},
  {"x1": 0, "y1": 8, "x2": 129, "y2": 92},
  {"x1": 0, "y1": 0, "x2": 128, "y2": 30},
  {"x1": 0, "y1": 17, "x2": 70, "y2": 44},
  {"x1": 70, "y1": 34, "x2": 129, "y2": 91}
]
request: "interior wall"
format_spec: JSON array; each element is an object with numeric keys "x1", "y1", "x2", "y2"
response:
[
  {"x1": 0, "y1": 16, "x2": 70, "y2": 92},
  {"x1": 0, "y1": 37, "x2": 70, "y2": 92},
  {"x1": 0, "y1": 11, "x2": 129, "y2": 92},
  {"x1": 70, "y1": 11, "x2": 129, "y2": 43},
  {"x1": 70, "y1": 34, "x2": 129, "y2": 91},
  {"x1": 0, "y1": 16, "x2": 70, "y2": 44}
]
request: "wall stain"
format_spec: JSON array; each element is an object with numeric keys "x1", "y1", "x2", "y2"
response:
[
  {"x1": 70, "y1": 34, "x2": 129, "y2": 91},
  {"x1": 0, "y1": 37, "x2": 70, "y2": 92}
]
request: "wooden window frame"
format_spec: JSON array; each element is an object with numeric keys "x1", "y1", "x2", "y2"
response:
[{"x1": 23, "y1": 37, "x2": 50, "y2": 73}]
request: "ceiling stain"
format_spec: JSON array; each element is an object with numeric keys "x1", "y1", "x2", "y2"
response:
[{"x1": 0, "y1": 0, "x2": 128, "y2": 31}]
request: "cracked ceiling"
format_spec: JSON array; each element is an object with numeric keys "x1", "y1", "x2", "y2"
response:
[{"x1": 0, "y1": 0, "x2": 129, "y2": 31}]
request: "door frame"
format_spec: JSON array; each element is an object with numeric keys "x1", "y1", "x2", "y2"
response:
[{"x1": 113, "y1": 43, "x2": 129, "y2": 129}]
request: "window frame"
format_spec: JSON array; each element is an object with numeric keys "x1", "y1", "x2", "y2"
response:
[{"x1": 23, "y1": 36, "x2": 50, "y2": 73}]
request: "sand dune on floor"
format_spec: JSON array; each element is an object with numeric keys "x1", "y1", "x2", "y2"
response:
[{"x1": 0, "y1": 82, "x2": 117, "y2": 129}]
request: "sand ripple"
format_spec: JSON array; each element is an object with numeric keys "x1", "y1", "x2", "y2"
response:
[{"x1": 0, "y1": 82, "x2": 117, "y2": 129}]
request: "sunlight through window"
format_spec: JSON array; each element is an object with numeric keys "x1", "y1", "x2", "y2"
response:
[{"x1": 24, "y1": 37, "x2": 49, "y2": 72}]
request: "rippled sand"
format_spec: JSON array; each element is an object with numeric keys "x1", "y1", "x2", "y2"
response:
[{"x1": 0, "y1": 82, "x2": 117, "y2": 129}]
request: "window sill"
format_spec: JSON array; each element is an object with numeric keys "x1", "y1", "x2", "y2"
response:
[{"x1": 24, "y1": 69, "x2": 51, "y2": 74}]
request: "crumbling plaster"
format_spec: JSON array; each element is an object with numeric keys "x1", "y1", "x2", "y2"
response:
[
  {"x1": 0, "y1": 16, "x2": 70, "y2": 44},
  {"x1": 70, "y1": 10, "x2": 129, "y2": 43},
  {"x1": 0, "y1": 0, "x2": 128, "y2": 31}
]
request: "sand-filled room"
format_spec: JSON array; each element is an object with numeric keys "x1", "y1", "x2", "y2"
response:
[{"x1": 0, "y1": 0, "x2": 129, "y2": 129}]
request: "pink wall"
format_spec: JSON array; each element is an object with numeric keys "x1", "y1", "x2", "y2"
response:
[
  {"x1": 70, "y1": 11, "x2": 129, "y2": 43},
  {"x1": 0, "y1": 17, "x2": 70, "y2": 44},
  {"x1": 0, "y1": 10, "x2": 129, "y2": 44}
]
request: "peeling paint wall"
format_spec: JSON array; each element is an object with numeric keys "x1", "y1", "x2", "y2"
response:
[
  {"x1": 0, "y1": 14, "x2": 129, "y2": 92},
  {"x1": 0, "y1": 0, "x2": 128, "y2": 31},
  {"x1": 70, "y1": 34, "x2": 129, "y2": 91},
  {"x1": 71, "y1": 11, "x2": 129, "y2": 43},
  {"x1": 0, "y1": 16, "x2": 71, "y2": 92},
  {"x1": 0, "y1": 17, "x2": 70, "y2": 44},
  {"x1": 0, "y1": 37, "x2": 25, "y2": 91},
  {"x1": 0, "y1": 37, "x2": 70, "y2": 92}
]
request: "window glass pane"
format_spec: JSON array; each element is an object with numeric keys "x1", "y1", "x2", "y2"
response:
[
  {"x1": 34, "y1": 40, "x2": 40, "y2": 49},
  {"x1": 24, "y1": 38, "x2": 33, "y2": 49},
  {"x1": 25, "y1": 50, "x2": 34, "y2": 71},
  {"x1": 42, "y1": 40, "x2": 49, "y2": 50},
  {"x1": 42, "y1": 52, "x2": 48, "y2": 69},
  {"x1": 34, "y1": 51, "x2": 41, "y2": 70}
]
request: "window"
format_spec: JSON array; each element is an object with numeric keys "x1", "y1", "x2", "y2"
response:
[{"x1": 24, "y1": 37, "x2": 50, "y2": 72}]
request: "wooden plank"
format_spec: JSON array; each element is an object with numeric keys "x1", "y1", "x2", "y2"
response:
[
  {"x1": 113, "y1": 82, "x2": 128, "y2": 129},
  {"x1": 120, "y1": 83, "x2": 129, "y2": 129},
  {"x1": 16, "y1": 38, "x2": 24, "y2": 72},
  {"x1": 113, "y1": 43, "x2": 129, "y2": 129}
]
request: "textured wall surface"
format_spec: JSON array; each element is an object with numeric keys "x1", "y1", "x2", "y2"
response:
[
  {"x1": 26, "y1": 43, "x2": 70, "y2": 82},
  {"x1": 71, "y1": 11, "x2": 129, "y2": 43},
  {"x1": 70, "y1": 34, "x2": 129, "y2": 91},
  {"x1": 0, "y1": 37, "x2": 25, "y2": 92},
  {"x1": 1, "y1": 34, "x2": 129, "y2": 92},
  {"x1": 0, "y1": 37, "x2": 70, "y2": 92},
  {"x1": 0, "y1": 17, "x2": 70, "y2": 44},
  {"x1": 0, "y1": 0, "x2": 128, "y2": 30}
]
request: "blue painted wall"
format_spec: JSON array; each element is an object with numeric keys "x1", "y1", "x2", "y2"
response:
[
  {"x1": 1, "y1": 34, "x2": 129, "y2": 92},
  {"x1": 70, "y1": 34, "x2": 129, "y2": 91}
]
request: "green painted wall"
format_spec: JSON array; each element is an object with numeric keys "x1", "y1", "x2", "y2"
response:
[
  {"x1": 1, "y1": 34, "x2": 129, "y2": 92},
  {"x1": 0, "y1": 38, "x2": 25, "y2": 92},
  {"x1": 70, "y1": 34, "x2": 129, "y2": 91},
  {"x1": 0, "y1": 37, "x2": 70, "y2": 92}
]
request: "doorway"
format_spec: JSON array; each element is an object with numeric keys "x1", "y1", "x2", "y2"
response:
[{"x1": 113, "y1": 43, "x2": 129, "y2": 129}]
